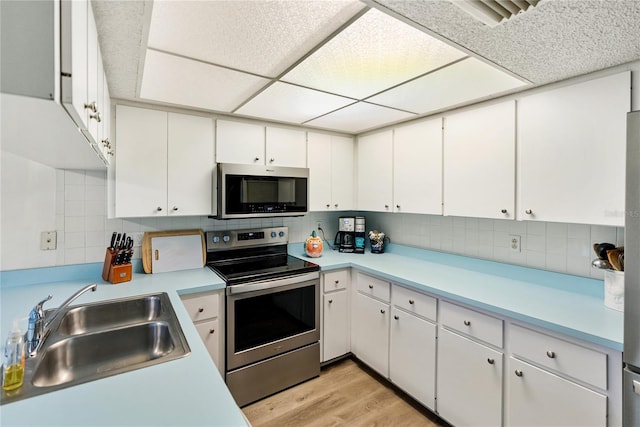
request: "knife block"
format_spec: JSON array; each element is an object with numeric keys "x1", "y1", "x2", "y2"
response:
[{"x1": 102, "y1": 248, "x2": 132, "y2": 284}]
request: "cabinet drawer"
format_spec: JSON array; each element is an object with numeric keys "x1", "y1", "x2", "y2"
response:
[
  {"x1": 323, "y1": 269, "x2": 349, "y2": 293},
  {"x1": 194, "y1": 318, "x2": 220, "y2": 367},
  {"x1": 355, "y1": 271, "x2": 390, "y2": 303},
  {"x1": 392, "y1": 285, "x2": 437, "y2": 321},
  {"x1": 510, "y1": 324, "x2": 607, "y2": 389},
  {"x1": 440, "y1": 301, "x2": 503, "y2": 348},
  {"x1": 181, "y1": 291, "x2": 220, "y2": 322}
]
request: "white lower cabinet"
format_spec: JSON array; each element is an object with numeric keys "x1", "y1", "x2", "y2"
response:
[
  {"x1": 437, "y1": 327, "x2": 503, "y2": 426},
  {"x1": 321, "y1": 269, "x2": 351, "y2": 362},
  {"x1": 180, "y1": 290, "x2": 224, "y2": 376},
  {"x1": 389, "y1": 306, "x2": 436, "y2": 410},
  {"x1": 351, "y1": 291, "x2": 390, "y2": 377},
  {"x1": 507, "y1": 357, "x2": 606, "y2": 427}
]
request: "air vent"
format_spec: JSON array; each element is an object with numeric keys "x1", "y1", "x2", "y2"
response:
[{"x1": 452, "y1": 0, "x2": 542, "y2": 27}]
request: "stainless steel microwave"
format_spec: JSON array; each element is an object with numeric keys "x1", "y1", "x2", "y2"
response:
[{"x1": 216, "y1": 163, "x2": 309, "y2": 219}]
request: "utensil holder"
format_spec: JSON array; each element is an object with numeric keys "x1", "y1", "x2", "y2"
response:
[
  {"x1": 604, "y1": 270, "x2": 624, "y2": 311},
  {"x1": 101, "y1": 248, "x2": 132, "y2": 284}
]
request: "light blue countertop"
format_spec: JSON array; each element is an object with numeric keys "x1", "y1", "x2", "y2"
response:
[
  {"x1": 291, "y1": 243, "x2": 623, "y2": 351},
  {"x1": 0, "y1": 267, "x2": 247, "y2": 427}
]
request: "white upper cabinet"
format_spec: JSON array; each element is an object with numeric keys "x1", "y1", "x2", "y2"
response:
[
  {"x1": 115, "y1": 105, "x2": 214, "y2": 218},
  {"x1": 61, "y1": 0, "x2": 89, "y2": 129},
  {"x1": 308, "y1": 133, "x2": 354, "y2": 211},
  {"x1": 216, "y1": 120, "x2": 306, "y2": 167},
  {"x1": 216, "y1": 120, "x2": 265, "y2": 165},
  {"x1": 393, "y1": 119, "x2": 443, "y2": 215},
  {"x1": 265, "y1": 127, "x2": 307, "y2": 167},
  {"x1": 517, "y1": 72, "x2": 630, "y2": 226},
  {"x1": 443, "y1": 100, "x2": 516, "y2": 220},
  {"x1": 357, "y1": 130, "x2": 393, "y2": 212}
]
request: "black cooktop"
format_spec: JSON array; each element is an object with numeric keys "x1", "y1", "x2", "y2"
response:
[{"x1": 208, "y1": 254, "x2": 319, "y2": 286}]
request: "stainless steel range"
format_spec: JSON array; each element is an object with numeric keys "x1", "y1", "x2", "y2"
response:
[{"x1": 205, "y1": 227, "x2": 320, "y2": 407}]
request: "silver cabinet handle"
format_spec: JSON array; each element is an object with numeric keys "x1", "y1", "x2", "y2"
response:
[
  {"x1": 326, "y1": 204, "x2": 330, "y2": 208},
  {"x1": 172, "y1": 206, "x2": 178, "y2": 211},
  {"x1": 156, "y1": 206, "x2": 163, "y2": 211},
  {"x1": 546, "y1": 351, "x2": 555, "y2": 358},
  {"x1": 380, "y1": 309, "x2": 386, "y2": 314},
  {"x1": 269, "y1": 158, "x2": 275, "y2": 163},
  {"x1": 101, "y1": 138, "x2": 111, "y2": 148},
  {"x1": 89, "y1": 111, "x2": 102, "y2": 123},
  {"x1": 515, "y1": 369, "x2": 523, "y2": 377},
  {"x1": 487, "y1": 358, "x2": 495, "y2": 365},
  {"x1": 84, "y1": 101, "x2": 98, "y2": 112},
  {"x1": 254, "y1": 157, "x2": 260, "y2": 162},
  {"x1": 335, "y1": 280, "x2": 339, "y2": 285},
  {"x1": 409, "y1": 299, "x2": 415, "y2": 305},
  {"x1": 501, "y1": 209, "x2": 507, "y2": 214},
  {"x1": 464, "y1": 320, "x2": 471, "y2": 326},
  {"x1": 384, "y1": 204, "x2": 389, "y2": 209},
  {"x1": 369, "y1": 284, "x2": 374, "y2": 289},
  {"x1": 107, "y1": 151, "x2": 114, "y2": 156},
  {"x1": 396, "y1": 204, "x2": 400, "y2": 209},
  {"x1": 198, "y1": 307, "x2": 204, "y2": 313},
  {"x1": 209, "y1": 329, "x2": 215, "y2": 334},
  {"x1": 334, "y1": 203, "x2": 338, "y2": 208},
  {"x1": 328, "y1": 299, "x2": 333, "y2": 304},
  {"x1": 394, "y1": 315, "x2": 399, "y2": 320},
  {"x1": 525, "y1": 209, "x2": 533, "y2": 215}
]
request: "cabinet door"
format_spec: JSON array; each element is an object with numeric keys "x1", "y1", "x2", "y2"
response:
[
  {"x1": 60, "y1": 0, "x2": 89, "y2": 129},
  {"x1": 216, "y1": 120, "x2": 264, "y2": 164},
  {"x1": 393, "y1": 119, "x2": 442, "y2": 215},
  {"x1": 351, "y1": 292, "x2": 390, "y2": 377},
  {"x1": 331, "y1": 135, "x2": 354, "y2": 210},
  {"x1": 266, "y1": 127, "x2": 307, "y2": 167},
  {"x1": 323, "y1": 291, "x2": 349, "y2": 362},
  {"x1": 100, "y1": 70, "x2": 112, "y2": 164},
  {"x1": 307, "y1": 132, "x2": 332, "y2": 211},
  {"x1": 389, "y1": 308, "x2": 436, "y2": 410},
  {"x1": 194, "y1": 318, "x2": 220, "y2": 369},
  {"x1": 167, "y1": 113, "x2": 214, "y2": 216},
  {"x1": 85, "y1": 3, "x2": 99, "y2": 142},
  {"x1": 357, "y1": 130, "x2": 393, "y2": 212},
  {"x1": 443, "y1": 100, "x2": 515, "y2": 219},
  {"x1": 507, "y1": 357, "x2": 606, "y2": 427},
  {"x1": 437, "y1": 328, "x2": 503, "y2": 426},
  {"x1": 115, "y1": 105, "x2": 167, "y2": 217},
  {"x1": 517, "y1": 72, "x2": 629, "y2": 226}
]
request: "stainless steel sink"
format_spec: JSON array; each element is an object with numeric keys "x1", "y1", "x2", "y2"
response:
[
  {"x1": 56, "y1": 294, "x2": 163, "y2": 335},
  {"x1": 1, "y1": 293, "x2": 190, "y2": 405}
]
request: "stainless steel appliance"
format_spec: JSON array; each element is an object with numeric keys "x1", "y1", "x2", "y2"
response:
[
  {"x1": 334, "y1": 216, "x2": 365, "y2": 253},
  {"x1": 624, "y1": 110, "x2": 640, "y2": 424},
  {"x1": 205, "y1": 227, "x2": 320, "y2": 407},
  {"x1": 216, "y1": 163, "x2": 309, "y2": 219}
]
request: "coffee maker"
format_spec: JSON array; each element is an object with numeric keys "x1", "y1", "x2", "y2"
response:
[{"x1": 335, "y1": 216, "x2": 365, "y2": 253}]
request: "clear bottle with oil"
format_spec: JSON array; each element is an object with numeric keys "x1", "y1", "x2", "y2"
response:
[{"x1": 2, "y1": 320, "x2": 25, "y2": 391}]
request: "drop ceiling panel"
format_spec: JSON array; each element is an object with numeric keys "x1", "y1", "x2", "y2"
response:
[
  {"x1": 147, "y1": 0, "x2": 367, "y2": 78},
  {"x1": 282, "y1": 8, "x2": 467, "y2": 99},
  {"x1": 367, "y1": 57, "x2": 528, "y2": 114},
  {"x1": 306, "y1": 102, "x2": 415, "y2": 133},
  {"x1": 235, "y1": 82, "x2": 355, "y2": 124},
  {"x1": 140, "y1": 49, "x2": 270, "y2": 112}
]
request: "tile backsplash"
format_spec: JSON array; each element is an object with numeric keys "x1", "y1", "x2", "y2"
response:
[{"x1": 0, "y1": 158, "x2": 623, "y2": 279}]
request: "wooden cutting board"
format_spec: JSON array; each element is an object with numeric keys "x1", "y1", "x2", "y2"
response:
[{"x1": 141, "y1": 229, "x2": 205, "y2": 273}]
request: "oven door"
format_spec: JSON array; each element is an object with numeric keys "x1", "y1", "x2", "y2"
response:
[{"x1": 226, "y1": 272, "x2": 319, "y2": 371}]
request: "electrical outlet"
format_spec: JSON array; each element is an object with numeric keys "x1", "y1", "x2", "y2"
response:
[
  {"x1": 131, "y1": 232, "x2": 144, "y2": 247},
  {"x1": 509, "y1": 235, "x2": 521, "y2": 252},
  {"x1": 317, "y1": 222, "x2": 322, "y2": 231},
  {"x1": 40, "y1": 231, "x2": 57, "y2": 250}
]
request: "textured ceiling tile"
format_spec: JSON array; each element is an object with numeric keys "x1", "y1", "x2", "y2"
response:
[
  {"x1": 306, "y1": 102, "x2": 415, "y2": 133},
  {"x1": 372, "y1": 0, "x2": 640, "y2": 85},
  {"x1": 91, "y1": 0, "x2": 149, "y2": 98},
  {"x1": 282, "y1": 8, "x2": 467, "y2": 99},
  {"x1": 368, "y1": 57, "x2": 527, "y2": 114},
  {"x1": 235, "y1": 82, "x2": 355, "y2": 124},
  {"x1": 139, "y1": 50, "x2": 270, "y2": 112},
  {"x1": 147, "y1": 0, "x2": 366, "y2": 78}
]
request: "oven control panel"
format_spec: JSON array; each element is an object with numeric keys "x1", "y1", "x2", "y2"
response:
[{"x1": 206, "y1": 227, "x2": 288, "y2": 251}]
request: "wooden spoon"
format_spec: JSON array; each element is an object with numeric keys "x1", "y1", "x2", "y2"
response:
[{"x1": 607, "y1": 249, "x2": 623, "y2": 271}]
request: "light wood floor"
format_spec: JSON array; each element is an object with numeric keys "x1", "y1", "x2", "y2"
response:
[{"x1": 243, "y1": 357, "x2": 449, "y2": 427}]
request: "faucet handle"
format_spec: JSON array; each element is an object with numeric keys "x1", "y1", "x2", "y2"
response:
[{"x1": 31, "y1": 295, "x2": 53, "y2": 318}]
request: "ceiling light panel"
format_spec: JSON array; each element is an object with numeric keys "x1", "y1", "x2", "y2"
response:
[
  {"x1": 140, "y1": 49, "x2": 270, "y2": 112},
  {"x1": 367, "y1": 57, "x2": 528, "y2": 114},
  {"x1": 282, "y1": 8, "x2": 467, "y2": 99},
  {"x1": 306, "y1": 102, "x2": 415, "y2": 133},
  {"x1": 147, "y1": 0, "x2": 366, "y2": 78},
  {"x1": 235, "y1": 82, "x2": 356, "y2": 125}
]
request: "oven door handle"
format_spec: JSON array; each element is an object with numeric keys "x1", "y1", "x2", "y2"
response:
[{"x1": 226, "y1": 271, "x2": 320, "y2": 295}]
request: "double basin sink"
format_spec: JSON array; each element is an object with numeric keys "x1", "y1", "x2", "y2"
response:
[{"x1": 1, "y1": 292, "x2": 190, "y2": 404}]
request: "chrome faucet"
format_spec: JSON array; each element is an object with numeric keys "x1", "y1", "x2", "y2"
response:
[{"x1": 26, "y1": 283, "x2": 98, "y2": 356}]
